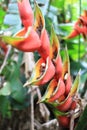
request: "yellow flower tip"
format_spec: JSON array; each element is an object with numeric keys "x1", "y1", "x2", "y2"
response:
[
  {"x1": 23, "y1": 81, "x2": 30, "y2": 87},
  {"x1": 17, "y1": 0, "x2": 22, "y2": 2},
  {"x1": 36, "y1": 99, "x2": 42, "y2": 104},
  {"x1": 37, "y1": 97, "x2": 46, "y2": 104}
]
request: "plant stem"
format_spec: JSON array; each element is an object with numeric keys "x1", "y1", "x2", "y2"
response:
[{"x1": 31, "y1": 87, "x2": 34, "y2": 130}]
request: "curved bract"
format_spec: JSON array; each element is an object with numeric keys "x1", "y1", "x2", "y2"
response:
[
  {"x1": 24, "y1": 57, "x2": 55, "y2": 86},
  {"x1": 17, "y1": 0, "x2": 34, "y2": 28},
  {"x1": 50, "y1": 27, "x2": 60, "y2": 59},
  {"x1": 38, "y1": 29, "x2": 50, "y2": 59},
  {"x1": 54, "y1": 54, "x2": 63, "y2": 80},
  {"x1": 1, "y1": 27, "x2": 41, "y2": 52},
  {"x1": 48, "y1": 79, "x2": 65, "y2": 102}
]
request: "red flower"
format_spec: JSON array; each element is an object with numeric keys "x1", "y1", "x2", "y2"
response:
[
  {"x1": 38, "y1": 29, "x2": 50, "y2": 60},
  {"x1": 1, "y1": 27, "x2": 41, "y2": 52},
  {"x1": 66, "y1": 10, "x2": 87, "y2": 40}
]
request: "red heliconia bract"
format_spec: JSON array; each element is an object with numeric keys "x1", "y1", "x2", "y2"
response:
[
  {"x1": 70, "y1": 100, "x2": 77, "y2": 110},
  {"x1": 17, "y1": 0, "x2": 34, "y2": 28},
  {"x1": 38, "y1": 57, "x2": 55, "y2": 85},
  {"x1": 58, "y1": 116, "x2": 70, "y2": 128},
  {"x1": 14, "y1": 27, "x2": 41, "y2": 52},
  {"x1": 54, "y1": 54, "x2": 63, "y2": 80},
  {"x1": 38, "y1": 29, "x2": 50, "y2": 60},
  {"x1": 66, "y1": 29, "x2": 80, "y2": 39},
  {"x1": 48, "y1": 79, "x2": 65, "y2": 102},
  {"x1": 57, "y1": 96, "x2": 72, "y2": 112},
  {"x1": 65, "y1": 75, "x2": 72, "y2": 96}
]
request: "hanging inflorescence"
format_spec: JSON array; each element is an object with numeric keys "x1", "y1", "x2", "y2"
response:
[{"x1": 0, "y1": 0, "x2": 82, "y2": 128}]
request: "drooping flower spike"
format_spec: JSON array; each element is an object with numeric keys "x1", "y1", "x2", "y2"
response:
[
  {"x1": 40, "y1": 71, "x2": 80, "y2": 128},
  {"x1": 0, "y1": 0, "x2": 82, "y2": 128}
]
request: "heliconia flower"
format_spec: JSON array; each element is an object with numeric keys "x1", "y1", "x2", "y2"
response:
[
  {"x1": 66, "y1": 10, "x2": 87, "y2": 40},
  {"x1": 24, "y1": 56, "x2": 55, "y2": 86},
  {"x1": 17, "y1": 0, "x2": 34, "y2": 28},
  {"x1": 0, "y1": 27, "x2": 41, "y2": 52},
  {"x1": 40, "y1": 69, "x2": 80, "y2": 128}
]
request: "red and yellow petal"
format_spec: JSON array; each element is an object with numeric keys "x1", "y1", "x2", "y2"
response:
[
  {"x1": 62, "y1": 47, "x2": 70, "y2": 79},
  {"x1": 38, "y1": 29, "x2": 50, "y2": 59},
  {"x1": 48, "y1": 79, "x2": 65, "y2": 102},
  {"x1": 54, "y1": 54, "x2": 63, "y2": 80},
  {"x1": 69, "y1": 71, "x2": 80, "y2": 97},
  {"x1": 1, "y1": 27, "x2": 41, "y2": 52},
  {"x1": 40, "y1": 79, "x2": 58, "y2": 102},
  {"x1": 57, "y1": 96, "x2": 72, "y2": 112},
  {"x1": 24, "y1": 56, "x2": 55, "y2": 86},
  {"x1": 65, "y1": 74, "x2": 72, "y2": 96},
  {"x1": 34, "y1": 1, "x2": 45, "y2": 35},
  {"x1": 50, "y1": 27, "x2": 60, "y2": 59}
]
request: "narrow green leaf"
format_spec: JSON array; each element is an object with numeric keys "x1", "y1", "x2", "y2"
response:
[
  {"x1": 0, "y1": 35, "x2": 24, "y2": 45},
  {"x1": 69, "y1": 71, "x2": 80, "y2": 96},
  {"x1": 75, "y1": 105, "x2": 87, "y2": 130}
]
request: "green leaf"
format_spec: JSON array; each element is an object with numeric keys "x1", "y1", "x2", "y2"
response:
[
  {"x1": 75, "y1": 105, "x2": 87, "y2": 130},
  {"x1": 0, "y1": 7, "x2": 6, "y2": 25},
  {"x1": 48, "y1": 104, "x2": 68, "y2": 117},
  {"x1": 51, "y1": 0, "x2": 65, "y2": 9},
  {"x1": 10, "y1": 78, "x2": 27, "y2": 103},
  {"x1": 0, "y1": 82, "x2": 11, "y2": 96},
  {"x1": 0, "y1": 96, "x2": 11, "y2": 117},
  {"x1": 0, "y1": 35, "x2": 25, "y2": 45},
  {"x1": 3, "y1": 61, "x2": 27, "y2": 103}
]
